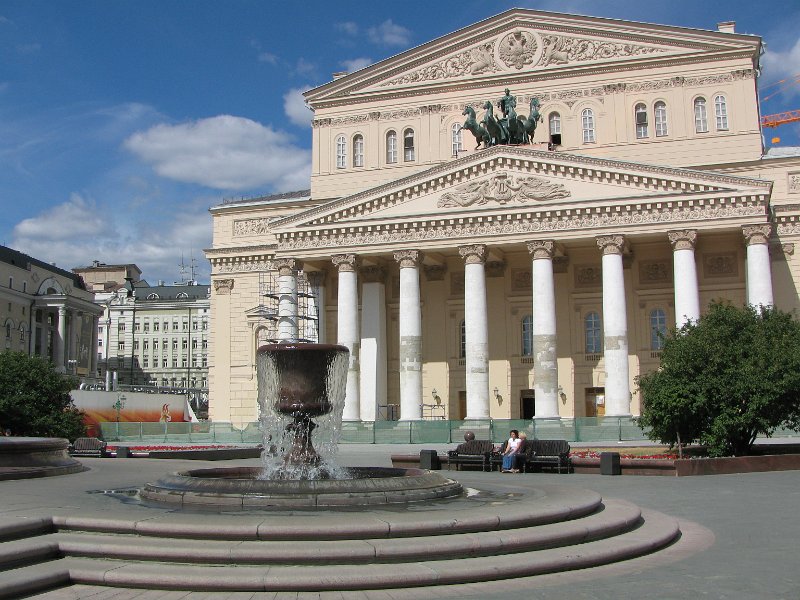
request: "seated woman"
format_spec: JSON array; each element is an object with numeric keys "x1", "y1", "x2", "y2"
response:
[{"x1": 501, "y1": 429, "x2": 521, "y2": 472}]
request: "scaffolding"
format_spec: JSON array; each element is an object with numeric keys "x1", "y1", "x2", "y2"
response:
[{"x1": 247, "y1": 270, "x2": 319, "y2": 344}]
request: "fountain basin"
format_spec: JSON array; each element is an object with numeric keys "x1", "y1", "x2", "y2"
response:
[{"x1": 141, "y1": 466, "x2": 463, "y2": 509}]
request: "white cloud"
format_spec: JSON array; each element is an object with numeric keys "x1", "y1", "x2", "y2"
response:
[
  {"x1": 283, "y1": 87, "x2": 312, "y2": 127},
  {"x1": 340, "y1": 57, "x2": 372, "y2": 73},
  {"x1": 123, "y1": 115, "x2": 310, "y2": 192},
  {"x1": 0, "y1": 16, "x2": 10, "y2": 24},
  {"x1": 367, "y1": 20, "x2": 411, "y2": 47},
  {"x1": 762, "y1": 38, "x2": 800, "y2": 98},
  {"x1": 336, "y1": 22, "x2": 359, "y2": 36},
  {"x1": 13, "y1": 194, "x2": 108, "y2": 241},
  {"x1": 293, "y1": 58, "x2": 317, "y2": 78},
  {"x1": 258, "y1": 52, "x2": 278, "y2": 65}
]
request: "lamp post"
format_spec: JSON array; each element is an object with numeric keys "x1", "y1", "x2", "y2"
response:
[{"x1": 113, "y1": 393, "x2": 126, "y2": 422}]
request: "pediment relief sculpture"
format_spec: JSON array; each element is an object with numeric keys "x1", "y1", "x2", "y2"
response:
[
  {"x1": 437, "y1": 173, "x2": 570, "y2": 208},
  {"x1": 380, "y1": 29, "x2": 669, "y2": 87}
]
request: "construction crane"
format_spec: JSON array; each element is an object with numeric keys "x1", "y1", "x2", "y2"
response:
[
  {"x1": 759, "y1": 74, "x2": 800, "y2": 141},
  {"x1": 761, "y1": 110, "x2": 800, "y2": 129}
]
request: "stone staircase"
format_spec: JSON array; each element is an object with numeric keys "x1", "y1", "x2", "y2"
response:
[{"x1": 0, "y1": 485, "x2": 681, "y2": 598}]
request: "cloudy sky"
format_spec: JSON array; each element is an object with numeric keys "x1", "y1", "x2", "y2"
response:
[{"x1": 1, "y1": 0, "x2": 799, "y2": 284}]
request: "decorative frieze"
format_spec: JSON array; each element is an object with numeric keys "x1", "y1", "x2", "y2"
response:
[
  {"x1": 498, "y1": 31, "x2": 538, "y2": 69},
  {"x1": 213, "y1": 260, "x2": 273, "y2": 274},
  {"x1": 233, "y1": 218, "x2": 271, "y2": 236},
  {"x1": 384, "y1": 42, "x2": 499, "y2": 86},
  {"x1": 538, "y1": 34, "x2": 664, "y2": 67},
  {"x1": 438, "y1": 173, "x2": 570, "y2": 208},
  {"x1": 703, "y1": 253, "x2": 739, "y2": 278},
  {"x1": 213, "y1": 279, "x2": 235, "y2": 295}
]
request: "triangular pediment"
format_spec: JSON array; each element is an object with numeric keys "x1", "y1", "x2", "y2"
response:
[
  {"x1": 306, "y1": 9, "x2": 760, "y2": 105},
  {"x1": 271, "y1": 147, "x2": 771, "y2": 254}
]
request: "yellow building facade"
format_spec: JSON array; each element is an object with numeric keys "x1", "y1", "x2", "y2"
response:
[{"x1": 206, "y1": 10, "x2": 800, "y2": 425}]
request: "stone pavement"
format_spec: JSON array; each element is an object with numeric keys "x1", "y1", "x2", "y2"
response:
[{"x1": 1, "y1": 444, "x2": 798, "y2": 600}]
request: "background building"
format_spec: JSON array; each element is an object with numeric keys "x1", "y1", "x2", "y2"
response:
[
  {"x1": 206, "y1": 9, "x2": 800, "y2": 425},
  {"x1": 0, "y1": 245, "x2": 102, "y2": 375}
]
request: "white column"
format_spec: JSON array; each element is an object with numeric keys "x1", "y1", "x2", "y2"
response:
[
  {"x1": 55, "y1": 306, "x2": 67, "y2": 372},
  {"x1": 743, "y1": 225, "x2": 774, "y2": 308},
  {"x1": 597, "y1": 235, "x2": 631, "y2": 417},
  {"x1": 333, "y1": 254, "x2": 360, "y2": 421},
  {"x1": 526, "y1": 241, "x2": 559, "y2": 418},
  {"x1": 275, "y1": 258, "x2": 299, "y2": 342},
  {"x1": 89, "y1": 315, "x2": 99, "y2": 377},
  {"x1": 458, "y1": 244, "x2": 490, "y2": 419},
  {"x1": 395, "y1": 250, "x2": 423, "y2": 420},
  {"x1": 359, "y1": 266, "x2": 387, "y2": 422},
  {"x1": 306, "y1": 271, "x2": 326, "y2": 344},
  {"x1": 668, "y1": 230, "x2": 701, "y2": 327}
]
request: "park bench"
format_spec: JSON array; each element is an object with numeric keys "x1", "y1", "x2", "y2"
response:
[
  {"x1": 447, "y1": 439, "x2": 494, "y2": 471},
  {"x1": 68, "y1": 437, "x2": 109, "y2": 458},
  {"x1": 526, "y1": 439, "x2": 571, "y2": 473},
  {"x1": 490, "y1": 440, "x2": 536, "y2": 472}
]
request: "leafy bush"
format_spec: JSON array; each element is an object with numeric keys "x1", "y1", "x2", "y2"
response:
[
  {"x1": 636, "y1": 302, "x2": 800, "y2": 456},
  {"x1": 0, "y1": 351, "x2": 86, "y2": 440}
]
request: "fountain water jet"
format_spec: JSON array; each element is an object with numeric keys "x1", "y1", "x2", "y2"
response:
[{"x1": 141, "y1": 343, "x2": 462, "y2": 509}]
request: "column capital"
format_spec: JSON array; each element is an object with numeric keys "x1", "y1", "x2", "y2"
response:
[
  {"x1": 213, "y1": 279, "x2": 234, "y2": 295},
  {"x1": 57, "y1": 306, "x2": 67, "y2": 316},
  {"x1": 393, "y1": 249, "x2": 423, "y2": 268},
  {"x1": 526, "y1": 240, "x2": 555, "y2": 260},
  {"x1": 332, "y1": 254, "x2": 358, "y2": 272},
  {"x1": 274, "y1": 258, "x2": 299, "y2": 276},
  {"x1": 458, "y1": 244, "x2": 487, "y2": 265},
  {"x1": 742, "y1": 224, "x2": 772, "y2": 246},
  {"x1": 667, "y1": 229, "x2": 697, "y2": 251},
  {"x1": 596, "y1": 235, "x2": 626, "y2": 256},
  {"x1": 359, "y1": 265, "x2": 387, "y2": 284}
]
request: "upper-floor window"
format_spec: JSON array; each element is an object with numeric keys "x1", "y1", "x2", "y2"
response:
[
  {"x1": 22, "y1": 281, "x2": 26, "y2": 293},
  {"x1": 8, "y1": 277, "x2": 12, "y2": 289},
  {"x1": 451, "y1": 123, "x2": 463, "y2": 156},
  {"x1": 635, "y1": 103, "x2": 648, "y2": 139},
  {"x1": 714, "y1": 95, "x2": 729, "y2": 131},
  {"x1": 153, "y1": 321, "x2": 160, "y2": 331},
  {"x1": 585, "y1": 311, "x2": 602, "y2": 354},
  {"x1": 335, "y1": 134, "x2": 346, "y2": 169},
  {"x1": 694, "y1": 97, "x2": 708, "y2": 133},
  {"x1": 654, "y1": 101, "x2": 668, "y2": 137},
  {"x1": 549, "y1": 112, "x2": 561, "y2": 145},
  {"x1": 650, "y1": 308, "x2": 667, "y2": 351},
  {"x1": 353, "y1": 134, "x2": 364, "y2": 167},
  {"x1": 581, "y1": 108, "x2": 596, "y2": 143},
  {"x1": 521, "y1": 315, "x2": 533, "y2": 356},
  {"x1": 459, "y1": 319, "x2": 466, "y2": 359},
  {"x1": 386, "y1": 130, "x2": 398, "y2": 164},
  {"x1": 403, "y1": 128, "x2": 415, "y2": 161}
]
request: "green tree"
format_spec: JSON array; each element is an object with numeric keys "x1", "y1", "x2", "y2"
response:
[
  {"x1": 0, "y1": 351, "x2": 86, "y2": 440},
  {"x1": 636, "y1": 302, "x2": 800, "y2": 456}
]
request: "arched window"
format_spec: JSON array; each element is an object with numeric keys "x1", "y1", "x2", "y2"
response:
[
  {"x1": 386, "y1": 130, "x2": 398, "y2": 164},
  {"x1": 335, "y1": 134, "x2": 346, "y2": 168},
  {"x1": 694, "y1": 97, "x2": 708, "y2": 133},
  {"x1": 549, "y1": 112, "x2": 561, "y2": 145},
  {"x1": 521, "y1": 315, "x2": 533, "y2": 356},
  {"x1": 654, "y1": 101, "x2": 668, "y2": 137},
  {"x1": 635, "y1": 103, "x2": 648, "y2": 139},
  {"x1": 352, "y1": 134, "x2": 364, "y2": 167},
  {"x1": 451, "y1": 123, "x2": 463, "y2": 156},
  {"x1": 459, "y1": 319, "x2": 466, "y2": 359},
  {"x1": 146, "y1": 293, "x2": 160, "y2": 300},
  {"x1": 714, "y1": 95, "x2": 729, "y2": 130},
  {"x1": 4, "y1": 320, "x2": 11, "y2": 340},
  {"x1": 650, "y1": 308, "x2": 667, "y2": 351},
  {"x1": 581, "y1": 108, "x2": 595, "y2": 143},
  {"x1": 584, "y1": 312, "x2": 602, "y2": 354},
  {"x1": 403, "y1": 128, "x2": 415, "y2": 161},
  {"x1": 176, "y1": 292, "x2": 189, "y2": 299}
]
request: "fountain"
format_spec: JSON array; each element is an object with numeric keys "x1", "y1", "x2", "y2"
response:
[{"x1": 141, "y1": 343, "x2": 463, "y2": 508}]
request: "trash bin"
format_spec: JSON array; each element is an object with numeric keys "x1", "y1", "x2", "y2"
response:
[
  {"x1": 116, "y1": 446, "x2": 129, "y2": 459},
  {"x1": 600, "y1": 451, "x2": 621, "y2": 475},
  {"x1": 419, "y1": 449, "x2": 441, "y2": 470}
]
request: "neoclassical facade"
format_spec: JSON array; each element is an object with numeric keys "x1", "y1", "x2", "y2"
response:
[
  {"x1": 0, "y1": 245, "x2": 103, "y2": 375},
  {"x1": 206, "y1": 10, "x2": 800, "y2": 425}
]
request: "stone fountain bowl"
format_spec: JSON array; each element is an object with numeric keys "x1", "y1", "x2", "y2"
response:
[{"x1": 141, "y1": 466, "x2": 463, "y2": 509}]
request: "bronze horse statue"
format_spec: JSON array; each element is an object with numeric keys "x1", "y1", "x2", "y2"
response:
[
  {"x1": 481, "y1": 100, "x2": 507, "y2": 145},
  {"x1": 460, "y1": 106, "x2": 491, "y2": 149},
  {"x1": 521, "y1": 97, "x2": 543, "y2": 143}
]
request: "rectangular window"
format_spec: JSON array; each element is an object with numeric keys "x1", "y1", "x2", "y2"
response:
[
  {"x1": 173, "y1": 358, "x2": 178, "y2": 368},
  {"x1": 118, "y1": 341, "x2": 125, "y2": 351},
  {"x1": 172, "y1": 322, "x2": 179, "y2": 331},
  {"x1": 202, "y1": 356, "x2": 208, "y2": 367},
  {"x1": 133, "y1": 321, "x2": 140, "y2": 332},
  {"x1": 172, "y1": 340, "x2": 178, "y2": 351},
  {"x1": 162, "y1": 358, "x2": 168, "y2": 368},
  {"x1": 182, "y1": 339, "x2": 188, "y2": 350},
  {"x1": 133, "y1": 340, "x2": 139, "y2": 351},
  {"x1": 192, "y1": 339, "x2": 198, "y2": 350},
  {"x1": 202, "y1": 339, "x2": 208, "y2": 349},
  {"x1": 154, "y1": 322, "x2": 160, "y2": 331},
  {"x1": 143, "y1": 357, "x2": 149, "y2": 368},
  {"x1": 118, "y1": 323, "x2": 126, "y2": 331},
  {"x1": 143, "y1": 322, "x2": 150, "y2": 332},
  {"x1": 143, "y1": 340, "x2": 149, "y2": 351},
  {"x1": 202, "y1": 321, "x2": 207, "y2": 330}
]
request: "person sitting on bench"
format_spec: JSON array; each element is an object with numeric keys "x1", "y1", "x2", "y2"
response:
[{"x1": 501, "y1": 429, "x2": 521, "y2": 472}]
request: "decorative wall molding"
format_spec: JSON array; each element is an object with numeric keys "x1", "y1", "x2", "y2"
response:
[
  {"x1": 438, "y1": 173, "x2": 570, "y2": 208},
  {"x1": 639, "y1": 260, "x2": 672, "y2": 284},
  {"x1": 213, "y1": 279, "x2": 235, "y2": 295},
  {"x1": 213, "y1": 261, "x2": 273, "y2": 274},
  {"x1": 574, "y1": 265, "x2": 602, "y2": 288},
  {"x1": 702, "y1": 253, "x2": 739, "y2": 278},
  {"x1": 788, "y1": 173, "x2": 800, "y2": 194},
  {"x1": 233, "y1": 218, "x2": 271, "y2": 236}
]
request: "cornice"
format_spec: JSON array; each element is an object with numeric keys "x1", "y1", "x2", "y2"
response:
[{"x1": 204, "y1": 244, "x2": 276, "y2": 257}]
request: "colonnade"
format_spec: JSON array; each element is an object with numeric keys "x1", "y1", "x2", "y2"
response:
[
  {"x1": 273, "y1": 224, "x2": 774, "y2": 421},
  {"x1": 34, "y1": 305, "x2": 99, "y2": 375}
]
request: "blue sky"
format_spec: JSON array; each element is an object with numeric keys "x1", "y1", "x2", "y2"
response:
[{"x1": 1, "y1": 1, "x2": 799, "y2": 284}]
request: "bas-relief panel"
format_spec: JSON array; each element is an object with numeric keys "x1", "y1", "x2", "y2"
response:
[
  {"x1": 702, "y1": 253, "x2": 739, "y2": 279},
  {"x1": 789, "y1": 173, "x2": 800, "y2": 195},
  {"x1": 451, "y1": 272, "x2": 465, "y2": 296},
  {"x1": 638, "y1": 260, "x2": 672, "y2": 285},
  {"x1": 574, "y1": 265, "x2": 602, "y2": 288},
  {"x1": 511, "y1": 268, "x2": 532, "y2": 292}
]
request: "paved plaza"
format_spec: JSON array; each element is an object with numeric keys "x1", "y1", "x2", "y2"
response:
[{"x1": 1, "y1": 444, "x2": 798, "y2": 600}]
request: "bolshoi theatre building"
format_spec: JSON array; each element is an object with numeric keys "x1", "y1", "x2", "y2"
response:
[{"x1": 205, "y1": 9, "x2": 800, "y2": 426}]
